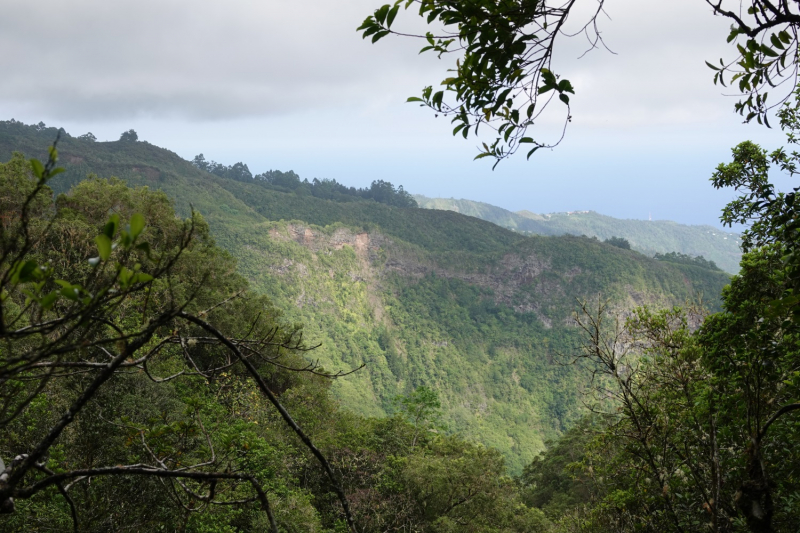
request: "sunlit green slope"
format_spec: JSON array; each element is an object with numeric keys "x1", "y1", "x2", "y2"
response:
[{"x1": 0, "y1": 120, "x2": 731, "y2": 471}]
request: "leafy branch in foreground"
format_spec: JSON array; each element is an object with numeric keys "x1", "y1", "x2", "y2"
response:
[
  {"x1": 706, "y1": 0, "x2": 800, "y2": 127},
  {"x1": 360, "y1": 1, "x2": 800, "y2": 164},
  {"x1": 359, "y1": 0, "x2": 608, "y2": 166},
  {"x1": 0, "y1": 142, "x2": 360, "y2": 531}
]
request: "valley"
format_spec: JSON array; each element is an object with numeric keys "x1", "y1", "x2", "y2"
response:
[{"x1": 0, "y1": 120, "x2": 731, "y2": 471}]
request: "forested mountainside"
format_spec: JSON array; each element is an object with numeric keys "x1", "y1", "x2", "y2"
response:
[
  {"x1": 415, "y1": 195, "x2": 742, "y2": 274},
  {"x1": 2, "y1": 157, "x2": 559, "y2": 532},
  {"x1": 0, "y1": 120, "x2": 730, "y2": 473}
]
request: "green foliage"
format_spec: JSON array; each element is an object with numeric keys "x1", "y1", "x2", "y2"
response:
[
  {"x1": 0, "y1": 141, "x2": 557, "y2": 533},
  {"x1": 654, "y1": 251, "x2": 721, "y2": 271},
  {"x1": 547, "y1": 262, "x2": 800, "y2": 531},
  {"x1": 191, "y1": 153, "x2": 417, "y2": 208},
  {"x1": 519, "y1": 417, "x2": 595, "y2": 520},
  {"x1": 394, "y1": 386, "x2": 441, "y2": 426},
  {"x1": 0, "y1": 154, "x2": 347, "y2": 530},
  {"x1": 523, "y1": 109, "x2": 800, "y2": 532},
  {"x1": 0, "y1": 120, "x2": 731, "y2": 478},
  {"x1": 119, "y1": 129, "x2": 138, "y2": 142},
  {"x1": 603, "y1": 236, "x2": 630, "y2": 250},
  {"x1": 359, "y1": 1, "x2": 800, "y2": 162},
  {"x1": 706, "y1": 3, "x2": 800, "y2": 126}
]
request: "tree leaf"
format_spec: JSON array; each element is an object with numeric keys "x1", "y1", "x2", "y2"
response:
[
  {"x1": 13, "y1": 260, "x2": 39, "y2": 283},
  {"x1": 770, "y1": 34, "x2": 785, "y2": 50},
  {"x1": 557, "y1": 79, "x2": 574, "y2": 93},
  {"x1": 130, "y1": 213, "x2": 145, "y2": 239},
  {"x1": 103, "y1": 215, "x2": 119, "y2": 239},
  {"x1": 40, "y1": 291, "x2": 59, "y2": 310},
  {"x1": 134, "y1": 273, "x2": 154, "y2": 284},
  {"x1": 96, "y1": 234, "x2": 112, "y2": 261},
  {"x1": 386, "y1": 4, "x2": 400, "y2": 28},
  {"x1": 372, "y1": 30, "x2": 390, "y2": 43},
  {"x1": 375, "y1": 4, "x2": 390, "y2": 25},
  {"x1": 136, "y1": 242, "x2": 153, "y2": 259},
  {"x1": 761, "y1": 44, "x2": 779, "y2": 58},
  {"x1": 29, "y1": 159, "x2": 44, "y2": 179},
  {"x1": 60, "y1": 286, "x2": 79, "y2": 301}
]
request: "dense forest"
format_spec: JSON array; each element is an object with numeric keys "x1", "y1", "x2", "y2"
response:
[
  {"x1": 4, "y1": 112, "x2": 798, "y2": 531},
  {"x1": 0, "y1": 152, "x2": 551, "y2": 532},
  {"x1": 3, "y1": 0, "x2": 800, "y2": 528},
  {"x1": 0, "y1": 120, "x2": 731, "y2": 475},
  {"x1": 191, "y1": 153, "x2": 417, "y2": 208}
]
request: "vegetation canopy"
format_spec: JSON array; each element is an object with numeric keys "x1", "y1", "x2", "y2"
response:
[{"x1": 0, "y1": 142, "x2": 366, "y2": 532}]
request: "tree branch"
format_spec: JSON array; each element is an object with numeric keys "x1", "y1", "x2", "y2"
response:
[
  {"x1": 178, "y1": 311, "x2": 359, "y2": 533},
  {"x1": 758, "y1": 402, "x2": 800, "y2": 441}
]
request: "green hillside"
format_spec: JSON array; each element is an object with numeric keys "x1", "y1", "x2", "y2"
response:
[
  {"x1": 415, "y1": 195, "x2": 742, "y2": 273},
  {"x1": 0, "y1": 120, "x2": 731, "y2": 471}
]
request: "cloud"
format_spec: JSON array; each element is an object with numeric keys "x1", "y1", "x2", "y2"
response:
[
  {"x1": 0, "y1": 0, "x2": 443, "y2": 120},
  {"x1": 545, "y1": 0, "x2": 740, "y2": 128},
  {"x1": 1, "y1": 0, "x2": 750, "y2": 126}
]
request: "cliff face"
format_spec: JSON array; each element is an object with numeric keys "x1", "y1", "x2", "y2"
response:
[
  {"x1": 240, "y1": 220, "x2": 727, "y2": 472},
  {"x1": 268, "y1": 222, "x2": 703, "y2": 322},
  {"x1": 269, "y1": 223, "x2": 561, "y2": 327}
]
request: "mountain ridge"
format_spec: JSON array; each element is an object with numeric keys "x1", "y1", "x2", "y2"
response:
[{"x1": 414, "y1": 194, "x2": 742, "y2": 273}]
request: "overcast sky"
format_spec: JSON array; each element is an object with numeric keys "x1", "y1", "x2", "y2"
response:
[{"x1": 1, "y1": 0, "x2": 793, "y2": 227}]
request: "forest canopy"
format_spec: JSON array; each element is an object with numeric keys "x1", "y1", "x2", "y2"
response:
[
  {"x1": 0, "y1": 148, "x2": 552, "y2": 532},
  {"x1": 191, "y1": 153, "x2": 418, "y2": 208}
]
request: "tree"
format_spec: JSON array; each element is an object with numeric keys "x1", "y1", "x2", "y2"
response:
[
  {"x1": 0, "y1": 143, "x2": 359, "y2": 532},
  {"x1": 192, "y1": 152, "x2": 209, "y2": 171},
  {"x1": 361, "y1": 180, "x2": 418, "y2": 207},
  {"x1": 711, "y1": 90, "x2": 800, "y2": 321},
  {"x1": 603, "y1": 236, "x2": 630, "y2": 250},
  {"x1": 562, "y1": 293, "x2": 800, "y2": 532},
  {"x1": 540, "y1": 102, "x2": 800, "y2": 530},
  {"x1": 655, "y1": 252, "x2": 721, "y2": 271},
  {"x1": 119, "y1": 129, "x2": 138, "y2": 142},
  {"x1": 359, "y1": 0, "x2": 800, "y2": 164},
  {"x1": 394, "y1": 386, "x2": 442, "y2": 448},
  {"x1": 76, "y1": 132, "x2": 96, "y2": 142}
]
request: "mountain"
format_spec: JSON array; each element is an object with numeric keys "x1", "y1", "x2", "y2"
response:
[
  {"x1": 414, "y1": 195, "x2": 742, "y2": 274},
  {"x1": 0, "y1": 120, "x2": 732, "y2": 472}
]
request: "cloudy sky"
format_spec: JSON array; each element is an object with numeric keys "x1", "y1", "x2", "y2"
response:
[{"x1": 1, "y1": 0, "x2": 792, "y2": 226}]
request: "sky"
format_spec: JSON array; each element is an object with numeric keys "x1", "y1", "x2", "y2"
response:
[{"x1": 1, "y1": 0, "x2": 795, "y2": 227}]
